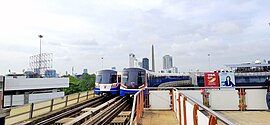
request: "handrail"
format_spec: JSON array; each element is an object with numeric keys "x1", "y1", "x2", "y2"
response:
[
  {"x1": 176, "y1": 89, "x2": 236, "y2": 125},
  {"x1": 130, "y1": 89, "x2": 143, "y2": 125}
]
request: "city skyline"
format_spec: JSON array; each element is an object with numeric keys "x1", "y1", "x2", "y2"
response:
[{"x1": 0, "y1": 1, "x2": 270, "y2": 74}]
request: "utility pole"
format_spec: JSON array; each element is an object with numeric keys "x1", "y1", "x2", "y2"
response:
[{"x1": 38, "y1": 35, "x2": 43, "y2": 75}]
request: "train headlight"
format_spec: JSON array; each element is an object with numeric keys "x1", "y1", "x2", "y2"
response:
[
  {"x1": 95, "y1": 83, "x2": 100, "y2": 88},
  {"x1": 111, "y1": 83, "x2": 118, "y2": 88}
]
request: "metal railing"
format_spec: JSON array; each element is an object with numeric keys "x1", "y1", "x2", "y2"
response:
[
  {"x1": 176, "y1": 89, "x2": 235, "y2": 125},
  {"x1": 130, "y1": 89, "x2": 144, "y2": 125},
  {"x1": 5, "y1": 90, "x2": 95, "y2": 125}
]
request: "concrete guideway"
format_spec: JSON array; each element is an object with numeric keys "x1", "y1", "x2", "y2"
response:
[{"x1": 141, "y1": 111, "x2": 178, "y2": 125}]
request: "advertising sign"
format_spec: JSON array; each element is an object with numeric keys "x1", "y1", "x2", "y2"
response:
[
  {"x1": 204, "y1": 72, "x2": 220, "y2": 87},
  {"x1": 219, "y1": 72, "x2": 235, "y2": 89}
]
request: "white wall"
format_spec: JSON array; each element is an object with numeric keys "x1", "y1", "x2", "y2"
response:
[
  {"x1": 4, "y1": 92, "x2": 64, "y2": 107},
  {"x1": 149, "y1": 90, "x2": 171, "y2": 110},
  {"x1": 5, "y1": 78, "x2": 69, "y2": 91},
  {"x1": 208, "y1": 90, "x2": 239, "y2": 110},
  {"x1": 245, "y1": 89, "x2": 267, "y2": 110}
]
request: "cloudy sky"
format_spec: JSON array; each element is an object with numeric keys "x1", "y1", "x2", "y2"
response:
[{"x1": 0, "y1": 0, "x2": 270, "y2": 75}]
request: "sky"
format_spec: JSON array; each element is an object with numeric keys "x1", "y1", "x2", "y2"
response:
[{"x1": 0, "y1": 0, "x2": 270, "y2": 75}]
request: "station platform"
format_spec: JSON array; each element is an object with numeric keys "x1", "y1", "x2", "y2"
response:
[
  {"x1": 141, "y1": 110, "x2": 178, "y2": 125},
  {"x1": 217, "y1": 111, "x2": 270, "y2": 125}
]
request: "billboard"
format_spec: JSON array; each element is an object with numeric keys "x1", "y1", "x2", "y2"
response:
[
  {"x1": 204, "y1": 72, "x2": 220, "y2": 87},
  {"x1": 219, "y1": 72, "x2": 235, "y2": 88}
]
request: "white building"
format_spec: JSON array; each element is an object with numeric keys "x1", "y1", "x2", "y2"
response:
[
  {"x1": 129, "y1": 53, "x2": 136, "y2": 68},
  {"x1": 160, "y1": 67, "x2": 178, "y2": 73},
  {"x1": 138, "y1": 62, "x2": 142, "y2": 68},
  {"x1": 163, "y1": 55, "x2": 173, "y2": 69},
  {"x1": 129, "y1": 53, "x2": 141, "y2": 68}
]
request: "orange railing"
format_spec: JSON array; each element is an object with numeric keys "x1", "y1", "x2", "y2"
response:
[
  {"x1": 130, "y1": 89, "x2": 145, "y2": 125},
  {"x1": 174, "y1": 89, "x2": 235, "y2": 125}
]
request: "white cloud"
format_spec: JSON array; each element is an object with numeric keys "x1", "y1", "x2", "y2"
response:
[
  {"x1": 213, "y1": 21, "x2": 242, "y2": 35},
  {"x1": 0, "y1": 0, "x2": 270, "y2": 74}
]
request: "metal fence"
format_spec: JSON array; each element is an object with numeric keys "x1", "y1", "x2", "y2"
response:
[{"x1": 5, "y1": 90, "x2": 94, "y2": 125}]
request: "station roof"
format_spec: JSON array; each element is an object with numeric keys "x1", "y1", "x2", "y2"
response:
[{"x1": 225, "y1": 63, "x2": 270, "y2": 68}]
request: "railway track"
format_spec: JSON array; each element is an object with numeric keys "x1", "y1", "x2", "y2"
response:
[
  {"x1": 19, "y1": 95, "x2": 109, "y2": 125},
  {"x1": 61, "y1": 96, "x2": 130, "y2": 125},
  {"x1": 81, "y1": 96, "x2": 129, "y2": 125},
  {"x1": 18, "y1": 95, "x2": 131, "y2": 125}
]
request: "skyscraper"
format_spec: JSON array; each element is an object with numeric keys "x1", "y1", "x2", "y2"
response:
[
  {"x1": 142, "y1": 58, "x2": 149, "y2": 70},
  {"x1": 129, "y1": 53, "x2": 136, "y2": 68},
  {"x1": 163, "y1": 55, "x2": 173, "y2": 69}
]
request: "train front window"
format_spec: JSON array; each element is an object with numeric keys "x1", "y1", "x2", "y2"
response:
[
  {"x1": 110, "y1": 73, "x2": 117, "y2": 83},
  {"x1": 96, "y1": 75, "x2": 102, "y2": 83},
  {"x1": 95, "y1": 73, "x2": 110, "y2": 84},
  {"x1": 122, "y1": 71, "x2": 129, "y2": 86},
  {"x1": 123, "y1": 70, "x2": 145, "y2": 89}
]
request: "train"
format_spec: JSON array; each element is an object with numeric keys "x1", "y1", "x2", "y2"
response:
[
  {"x1": 94, "y1": 68, "x2": 191, "y2": 96},
  {"x1": 94, "y1": 69, "x2": 121, "y2": 95},
  {"x1": 119, "y1": 67, "x2": 190, "y2": 96}
]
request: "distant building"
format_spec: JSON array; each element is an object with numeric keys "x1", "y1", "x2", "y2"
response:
[
  {"x1": 138, "y1": 62, "x2": 142, "y2": 68},
  {"x1": 163, "y1": 55, "x2": 173, "y2": 69},
  {"x1": 129, "y1": 53, "x2": 136, "y2": 68},
  {"x1": 160, "y1": 67, "x2": 178, "y2": 73},
  {"x1": 45, "y1": 69, "x2": 57, "y2": 78},
  {"x1": 83, "y1": 69, "x2": 88, "y2": 74},
  {"x1": 129, "y1": 53, "x2": 141, "y2": 68},
  {"x1": 142, "y1": 58, "x2": 149, "y2": 70},
  {"x1": 225, "y1": 60, "x2": 270, "y2": 73},
  {"x1": 171, "y1": 67, "x2": 178, "y2": 73}
]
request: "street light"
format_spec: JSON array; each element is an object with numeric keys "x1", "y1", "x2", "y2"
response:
[
  {"x1": 38, "y1": 35, "x2": 43, "y2": 75},
  {"x1": 101, "y1": 57, "x2": 104, "y2": 69}
]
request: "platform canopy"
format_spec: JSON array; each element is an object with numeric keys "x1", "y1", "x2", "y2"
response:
[{"x1": 225, "y1": 63, "x2": 270, "y2": 68}]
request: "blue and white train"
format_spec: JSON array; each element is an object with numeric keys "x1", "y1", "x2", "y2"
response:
[
  {"x1": 120, "y1": 67, "x2": 190, "y2": 96},
  {"x1": 94, "y1": 69, "x2": 121, "y2": 95}
]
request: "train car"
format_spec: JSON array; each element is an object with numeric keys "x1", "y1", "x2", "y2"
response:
[
  {"x1": 120, "y1": 67, "x2": 190, "y2": 96},
  {"x1": 94, "y1": 69, "x2": 120, "y2": 95}
]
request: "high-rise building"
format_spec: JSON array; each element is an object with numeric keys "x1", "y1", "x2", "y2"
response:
[
  {"x1": 83, "y1": 69, "x2": 88, "y2": 74},
  {"x1": 138, "y1": 62, "x2": 142, "y2": 68},
  {"x1": 129, "y1": 53, "x2": 136, "y2": 68},
  {"x1": 142, "y1": 58, "x2": 149, "y2": 70},
  {"x1": 163, "y1": 55, "x2": 173, "y2": 69}
]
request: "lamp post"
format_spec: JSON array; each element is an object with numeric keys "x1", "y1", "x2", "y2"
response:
[
  {"x1": 101, "y1": 57, "x2": 104, "y2": 69},
  {"x1": 38, "y1": 35, "x2": 43, "y2": 75}
]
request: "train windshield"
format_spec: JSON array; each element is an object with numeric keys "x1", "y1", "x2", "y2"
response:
[
  {"x1": 122, "y1": 70, "x2": 145, "y2": 89},
  {"x1": 95, "y1": 72, "x2": 117, "y2": 84}
]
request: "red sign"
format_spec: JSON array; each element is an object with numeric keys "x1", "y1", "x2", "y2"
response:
[{"x1": 204, "y1": 72, "x2": 219, "y2": 87}]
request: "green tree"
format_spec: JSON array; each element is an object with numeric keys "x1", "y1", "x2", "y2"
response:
[{"x1": 62, "y1": 74, "x2": 96, "y2": 95}]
